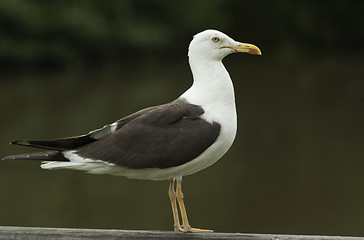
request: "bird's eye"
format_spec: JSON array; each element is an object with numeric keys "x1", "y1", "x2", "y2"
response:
[{"x1": 212, "y1": 37, "x2": 220, "y2": 43}]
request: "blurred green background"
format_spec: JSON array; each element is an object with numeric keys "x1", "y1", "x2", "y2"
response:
[{"x1": 1, "y1": 0, "x2": 363, "y2": 236}]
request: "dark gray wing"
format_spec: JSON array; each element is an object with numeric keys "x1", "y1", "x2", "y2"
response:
[
  {"x1": 75, "y1": 99, "x2": 221, "y2": 169},
  {"x1": 9, "y1": 106, "x2": 158, "y2": 151}
]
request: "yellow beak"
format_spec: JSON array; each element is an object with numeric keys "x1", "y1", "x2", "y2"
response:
[{"x1": 228, "y1": 42, "x2": 262, "y2": 55}]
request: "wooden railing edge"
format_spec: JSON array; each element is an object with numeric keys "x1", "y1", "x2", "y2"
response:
[{"x1": 0, "y1": 226, "x2": 363, "y2": 240}]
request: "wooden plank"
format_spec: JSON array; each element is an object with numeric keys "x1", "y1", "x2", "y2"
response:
[{"x1": 0, "y1": 226, "x2": 363, "y2": 240}]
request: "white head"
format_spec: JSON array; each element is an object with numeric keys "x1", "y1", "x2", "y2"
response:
[{"x1": 188, "y1": 29, "x2": 261, "y2": 61}]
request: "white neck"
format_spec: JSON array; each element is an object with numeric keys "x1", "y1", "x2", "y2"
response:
[
  {"x1": 181, "y1": 57, "x2": 235, "y2": 108},
  {"x1": 179, "y1": 56, "x2": 237, "y2": 125}
]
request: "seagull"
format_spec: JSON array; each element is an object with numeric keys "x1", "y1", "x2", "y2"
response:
[{"x1": 2, "y1": 29, "x2": 261, "y2": 232}]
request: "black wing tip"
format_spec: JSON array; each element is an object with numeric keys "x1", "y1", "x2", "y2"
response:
[
  {"x1": 2, "y1": 153, "x2": 21, "y2": 160},
  {"x1": 10, "y1": 140, "x2": 30, "y2": 146},
  {"x1": 2, "y1": 151, "x2": 68, "y2": 161},
  {"x1": 2, "y1": 153, "x2": 30, "y2": 161}
]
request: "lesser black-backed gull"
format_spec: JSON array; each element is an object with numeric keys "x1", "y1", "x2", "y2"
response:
[{"x1": 3, "y1": 29, "x2": 261, "y2": 232}]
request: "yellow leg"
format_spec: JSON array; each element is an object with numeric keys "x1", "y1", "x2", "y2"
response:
[
  {"x1": 168, "y1": 179, "x2": 184, "y2": 232},
  {"x1": 175, "y1": 179, "x2": 213, "y2": 233}
]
